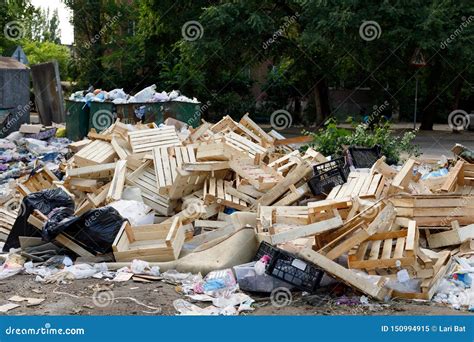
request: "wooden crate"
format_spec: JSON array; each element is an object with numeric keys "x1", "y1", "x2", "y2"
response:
[
  {"x1": 229, "y1": 157, "x2": 283, "y2": 191},
  {"x1": 268, "y1": 148, "x2": 326, "y2": 176},
  {"x1": 224, "y1": 131, "x2": 267, "y2": 158},
  {"x1": 17, "y1": 166, "x2": 59, "y2": 196},
  {"x1": 239, "y1": 113, "x2": 275, "y2": 146},
  {"x1": 348, "y1": 221, "x2": 418, "y2": 271},
  {"x1": 74, "y1": 140, "x2": 117, "y2": 167},
  {"x1": 390, "y1": 194, "x2": 474, "y2": 227},
  {"x1": 168, "y1": 168, "x2": 211, "y2": 200},
  {"x1": 153, "y1": 146, "x2": 196, "y2": 194},
  {"x1": 203, "y1": 178, "x2": 249, "y2": 211},
  {"x1": 128, "y1": 126, "x2": 181, "y2": 154},
  {"x1": 126, "y1": 161, "x2": 170, "y2": 215},
  {"x1": 112, "y1": 217, "x2": 184, "y2": 262}
]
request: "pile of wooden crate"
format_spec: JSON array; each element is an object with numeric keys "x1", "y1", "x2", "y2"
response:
[{"x1": 5, "y1": 114, "x2": 474, "y2": 301}]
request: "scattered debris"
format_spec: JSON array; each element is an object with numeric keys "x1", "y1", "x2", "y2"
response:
[{"x1": 0, "y1": 114, "x2": 473, "y2": 314}]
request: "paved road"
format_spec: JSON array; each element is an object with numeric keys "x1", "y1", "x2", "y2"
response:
[{"x1": 267, "y1": 123, "x2": 474, "y2": 159}]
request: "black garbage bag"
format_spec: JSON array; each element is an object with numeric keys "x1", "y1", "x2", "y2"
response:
[
  {"x1": 3, "y1": 188, "x2": 75, "y2": 252},
  {"x1": 42, "y1": 207, "x2": 125, "y2": 255}
]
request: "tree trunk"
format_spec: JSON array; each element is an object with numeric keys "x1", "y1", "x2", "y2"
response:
[
  {"x1": 420, "y1": 63, "x2": 442, "y2": 131},
  {"x1": 313, "y1": 77, "x2": 331, "y2": 125}
]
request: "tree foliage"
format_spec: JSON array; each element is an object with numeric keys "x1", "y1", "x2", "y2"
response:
[{"x1": 63, "y1": 0, "x2": 474, "y2": 129}]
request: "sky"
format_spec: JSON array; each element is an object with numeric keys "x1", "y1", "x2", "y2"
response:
[{"x1": 31, "y1": 0, "x2": 74, "y2": 45}]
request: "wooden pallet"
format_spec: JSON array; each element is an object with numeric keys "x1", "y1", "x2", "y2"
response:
[
  {"x1": 74, "y1": 140, "x2": 117, "y2": 167},
  {"x1": 153, "y1": 146, "x2": 196, "y2": 194},
  {"x1": 112, "y1": 217, "x2": 184, "y2": 262},
  {"x1": 128, "y1": 126, "x2": 181, "y2": 154},
  {"x1": 126, "y1": 161, "x2": 170, "y2": 215},
  {"x1": 203, "y1": 178, "x2": 249, "y2": 211},
  {"x1": 229, "y1": 157, "x2": 283, "y2": 191},
  {"x1": 327, "y1": 172, "x2": 385, "y2": 200},
  {"x1": 17, "y1": 166, "x2": 59, "y2": 196},
  {"x1": 348, "y1": 220, "x2": 418, "y2": 271}
]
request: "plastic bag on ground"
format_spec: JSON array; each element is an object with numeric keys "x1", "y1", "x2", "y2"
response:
[
  {"x1": 42, "y1": 207, "x2": 125, "y2": 255},
  {"x1": 4, "y1": 188, "x2": 75, "y2": 251},
  {"x1": 107, "y1": 200, "x2": 153, "y2": 226}
]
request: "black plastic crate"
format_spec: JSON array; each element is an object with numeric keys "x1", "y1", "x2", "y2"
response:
[
  {"x1": 313, "y1": 157, "x2": 346, "y2": 176},
  {"x1": 266, "y1": 248, "x2": 324, "y2": 293},
  {"x1": 308, "y1": 167, "x2": 347, "y2": 195},
  {"x1": 254, "y1": 241, "x2": 280, "y2": 263},
  {"x1": 309, "y1": 157, "x2": 350, "y2": 195},
  {"x1": 346, "y1": 145, "x2": 382, "y2": 169}
]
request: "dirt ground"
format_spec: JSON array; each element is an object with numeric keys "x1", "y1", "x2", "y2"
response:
[{"x1": 0, "y1": 274, "x2": 469, "y2": 316}]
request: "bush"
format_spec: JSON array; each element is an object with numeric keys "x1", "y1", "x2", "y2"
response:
[{"x1": 304, "y1": 118, "x2": 420, "y2": 164}]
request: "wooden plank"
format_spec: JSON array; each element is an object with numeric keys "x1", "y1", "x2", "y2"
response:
[
  {"x1": 252, "y1": 161, "x2": 312, "y2": 208},
  {"x1": 441, "y1": 160, "x2": 465, "y2": 192},
  {"x1": 261, "y1": 215, "x2": 343, "y2": 245},
  {"x1": 299, "y1": 248, "x2": 391, "y2": 301},
  {"x1": 428, "y1": 223, "x2": 474, "y2": 248},
  {"x1": 106, "y1": 160, "x2": 127, "y2": 203}
]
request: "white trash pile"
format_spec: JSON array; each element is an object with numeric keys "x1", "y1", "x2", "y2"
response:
[{"x1": 69, "y1": 85, "x2": 200, "y2": 105}]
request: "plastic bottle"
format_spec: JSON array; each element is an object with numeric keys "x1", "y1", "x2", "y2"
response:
[{"x1": 254, "y1": 255, "x2": 271, "y2": 275}]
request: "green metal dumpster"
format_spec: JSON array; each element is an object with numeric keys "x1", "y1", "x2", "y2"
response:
[
  {"x1": 115, "y1": 102, "x2": 164, "y2": 125},
  {"x1": 163, "y1": 101, "x2": 201, "y2": 128},
  {"x1": 65, "y1": 100, "x2": 90, "y2": 141},
  {"x1": 89, "y1": 101, "x2": 116, "y2": 132}
]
